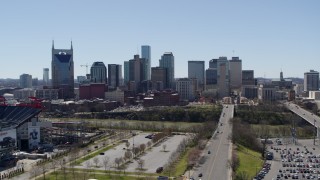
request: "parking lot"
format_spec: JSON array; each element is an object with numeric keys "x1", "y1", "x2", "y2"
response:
[
  {"x1": 77, "y1": 132, "x2": 151, "y2": 170},
  {"x1": 125, "y1": 134, "x2": 188, "y2": 173},
  {"x1": 255, "y1": 139, "x2": 320, "y2": 180}
]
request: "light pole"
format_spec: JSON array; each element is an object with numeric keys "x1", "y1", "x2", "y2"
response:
[{"x1": 314, "y1": 119, "x2": 316, "y2": 145}]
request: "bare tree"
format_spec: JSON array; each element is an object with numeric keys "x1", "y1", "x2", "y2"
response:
[
  {"x1": 133, "y1": 147, "x2": 140, "y2": 158},
  {"x1": 162, "y1": 144, "x2": 167, "y2": 152},
  {"x1": 125, "y1": 141, "x2": 130, "y2": 149},
  {"x1": 114, "y1": 157, "x2": 123, "y2": 169},
  {"x1": 59, "y1": 158, "x2": 67, "y2": 180},
  {"x1": 124, "y1": 151, "x2": 133, "y2": 162},
  {"x1": 30, "y1": 165, "x2": 40, "y2": 180},
  {"x1": 140, "y1": 144, "x2": 146, "y2": 153},
  {"x1": 85, "y1": 160, "x2": 92, "y2": 177},
  {"x1": 102, "y1": 156, "x2": 110, "y2": 174},
  {"x1": 147, "y1": 141, "x2": 152, "y2": 148},
  {"x1": 137, "y1": 159, "x2": 145, "y2": 170},
  {"x1": 40, "y1": 163, "x2": 48, "y2": 180},
  {"x1": 69, "y1": 150, "x2": 79, "y2": 180},
  {"x1": 93, "y1": 157, "x2": 100, "y2": 168},
  {"x1": 51, "y1": 160, "x2": 58, "y2": 180}
]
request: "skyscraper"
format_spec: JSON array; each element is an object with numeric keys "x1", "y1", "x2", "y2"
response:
[
  {"x1": 108, "y1": 64, "x2": 122, "y2": 89},
  {"x1": 141, "y1": 45, "x2": 151, "y2": 80},
  {"x1": 124, "y1": 61, "x2": 129, "y2": 85},
  {"x1": 242, "y1": 70, "x2": 255, "y2": 86},
  {"x1": 159, "y1": 52, "x2": 174, "y2": 89},
  {"x1": 229, "y1": 57, "x2": 242, "y2": 89},
  {"x1": 206, "y1": 59, "x2": 218, "y2": 89},
  {"x1": 188, "y1": 61, "x2": 205, "y2": 90},
  {"x1": 216, "y1": 57, "x2": 230, "y2": 98},
  {"x1": 304, "y1": 70, "x2": 319, "y2": 92},
  {"x1": 151, "y1": 67, "x2": 167, "y2": 90},
  {"x1": 43, "y1": 68, "x2": 49, "y2": 86},
  {"x1": 19, "y1": 74, "x2": 32, "y2": 88},
  {"x1": 90, "y1": 62, "x2": 107, "y2": 83},
  {"x1": 51, "y1": 41, "x2": 74, "y2": 99},
  {"x1": 129, "y1": 55, "x2": 142, "y2": 82}
]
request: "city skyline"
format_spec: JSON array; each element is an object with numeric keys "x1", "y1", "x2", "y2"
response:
[{"x1": 0, "y1": 0, "x2": 319, "y2": 79}]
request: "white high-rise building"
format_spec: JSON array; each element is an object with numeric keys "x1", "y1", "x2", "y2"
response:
[
  {"x1": 141, "y1": 45, "x2": 151, "y2": 80},
  {"x1": 188, "y1": 61, "x2": 205, "y2": 90},
  {"x1": 43, "y1": 68, "x2": 49, "y2": 86}
]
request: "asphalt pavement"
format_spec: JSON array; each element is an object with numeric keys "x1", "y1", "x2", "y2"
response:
[
  {"x1": 284, "y1": 102, "x2": 320, "y2": 128},
  {"x1": 191, "y1": 104, "x2": 234, "y2": 180}
]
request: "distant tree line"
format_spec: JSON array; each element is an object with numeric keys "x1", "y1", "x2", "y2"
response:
[{"x1": 76, "y1": 106, "x2": 222, "y2": 123}]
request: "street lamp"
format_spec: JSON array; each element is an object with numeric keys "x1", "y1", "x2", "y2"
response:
[{"x1": 314, "y1": 119, "x2": 316, "y2": 145}]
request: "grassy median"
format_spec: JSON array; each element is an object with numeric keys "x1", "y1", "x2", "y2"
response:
[{"x1": 236, "y1": 145, "x2": 263, "y2": 179}]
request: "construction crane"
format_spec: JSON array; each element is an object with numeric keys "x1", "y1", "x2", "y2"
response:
[{"x1": 80, "y1": 64, "x2": 89, "y2": 74}]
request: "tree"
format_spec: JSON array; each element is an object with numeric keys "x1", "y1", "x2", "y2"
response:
[
  {"x1": 59, "y1": 158, "x2": 67, "y2": 180},
  {"x1": 125, "y1": 141, "x2": 130, "y2": 149},
  {"x1": 93, "y1": 157, "x2": 100, "y2": 168},
  {"x1": 139, "y1": 144, "x2": 146, "y2": 153},
  {"x1": 40, "y1": 163, "x2": 48, "y2": 180},
  {"x1": 51, "y1": 160, "x2": 58, "y2": 180},
  {"x1": 162, "y1": 144, "x2": 167, "y2": 152},
  {"x1": 147, "y1": 141, "x2": 152, "y2": 148},
  {"x1": 124, "y1": 151, "x2": 133, "y2": 162},
  {"x1": 30, "y1": 165, "x2": 40, "y2": 180},
  {"x1": 69, "y1": 150, "x2": 79, "y2": 180},
  {"x1": 85, "y1": 160, "x2": 91, "y2": 178},
  {"x1": 137, "y1": 159, "x2": 145, "y2": 170},
  {"x1": 133, "y1": 147, "x2": 140, "y2": 158},
  {"x1": 114, "y1": 157, "x2": 123, "y2": 169},
  {"x1": 102, "y1": 156, "x2": 109, "y2": 174}
]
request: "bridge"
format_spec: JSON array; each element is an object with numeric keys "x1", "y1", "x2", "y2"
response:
[{"x1": 284, "y1": 102, "x2": 320, "y2": 138}]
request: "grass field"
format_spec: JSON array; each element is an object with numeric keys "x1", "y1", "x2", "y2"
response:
[
  {"x1": 236, "y1": 145, "x2": 263, "y2": 179},
  {"x1": 251, "y1": 124, "x2": 314, "y2": 138},
  {"x1": 172, "y1": 148, "x2": 192, "y2": 177}
]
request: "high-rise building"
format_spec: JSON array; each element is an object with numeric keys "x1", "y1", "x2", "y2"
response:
[
  {"x1": 229, "y1": 57, "x2": 242, "y2": 89},
  {"x1": 304, "y1": 70, "x2": 319, "y2": 92},
  {"x1": 217, "y1": 58, "x2": 230, "y2": 98},
  {"x1": 151, "y1": 67, "x2": 167, "y2": 83},
  {"x1": 242, "y1": 70, "x2": 255, "y2": 86},
  {"x1": 43, "y1": 68, "x2": 49, "y2": 86},
  {"x1": 159, "y1": 52, "x2": 174, "y2": 89},
  {"x1": 188, "y1": 61, "x2": 205, "y2": 90},
  {"x1": 90, "y1": 62, "x2": 107, "y2": 83},
  {"x1": 206, "y1": 68, "x2": 217, "y2": 86},
  {"x1": 108, "y1": 64, "x2": 122, "y2": 89},
  {"x1": 124, "y1": 61, "x2": 129, "y2": 85},
  {"x1": 129, "y1": 55, "x2": 142, "y2": 82},
  {"x1": 141, "y1": 45, "x2": 151, "y2": 80},
  {"x1": 51, "y1": 41, "x2": 74, "y2": 99},
  {"x1": 176, "y1": 78, "x2": 195, "y2": 101},
  {"x1": 32, "y1": 78, "x2": 39, "y2": 87},
  {"x1": 19, "y1": 74, "x2": 32, "y2": 88}
]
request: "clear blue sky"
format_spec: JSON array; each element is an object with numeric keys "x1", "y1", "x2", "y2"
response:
[{"x1": 0, "y1": 0, "x2": 319, "y2": 79}]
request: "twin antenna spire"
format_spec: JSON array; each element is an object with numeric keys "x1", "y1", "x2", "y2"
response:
[{"x1": 52, "y1": 40, "x2": 73, "y2": 49}]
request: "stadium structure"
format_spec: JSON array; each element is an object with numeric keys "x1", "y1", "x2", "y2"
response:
[{"x1": 0, "y1": 96, "x2": 52, "y2": 167}]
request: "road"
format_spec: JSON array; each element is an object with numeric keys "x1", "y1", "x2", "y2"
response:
[
  {"x1": 284, "y1": 102, "x2": 320, "y2": 128},
  {"x1": 192, "y1": 104, "x2": 234, "y2": 180}
]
